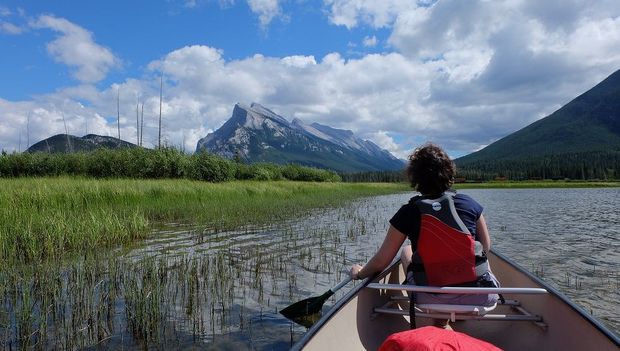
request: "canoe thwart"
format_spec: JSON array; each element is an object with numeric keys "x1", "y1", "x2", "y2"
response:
[
  {"x1": 374, "y1": 306, "x2": 545, "y2": 322},
  {"x1": 390, "y1": 295, "x2": 522, "y2": 307},
  {"x1": 373, "y1": 297, "x2": 548, "y2": 329},
  {"x1": 366, "y1": 283, "x2": 548, "y2": 295}
]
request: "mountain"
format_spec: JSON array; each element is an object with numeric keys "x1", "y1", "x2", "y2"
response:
[
  {"x1": 455, "y1": 69, "x2": 620, "y2": 180},
  {"x1": 196, "y1": 103, "x2": 404, "y2": 172},
  {"x1": 27, "y1": 134, "x2": 138, "y2": 153}
]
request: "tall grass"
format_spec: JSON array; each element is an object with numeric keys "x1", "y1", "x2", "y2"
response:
[
  {"x1": 0, "y1": 177, "x2": 407, "y2": 261},
  {"x1": 0, "y1": 189, "x2": 402, "y2": 349}
]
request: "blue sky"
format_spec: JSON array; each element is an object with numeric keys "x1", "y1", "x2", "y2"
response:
[
  {"x1": 2, "y1": 1, "x2": 382, "y2": 98},
  {"x1": 1, "y1": 0, "x2": 620, "y2": 158}
]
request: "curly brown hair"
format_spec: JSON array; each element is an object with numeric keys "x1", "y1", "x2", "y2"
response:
[{"x1": 406, "y1": 143, "x2": 455, "y2": 195}]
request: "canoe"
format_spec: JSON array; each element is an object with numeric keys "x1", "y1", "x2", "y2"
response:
[{"x1": 292, "y1": 250, "x2": 620, "y2": 351}]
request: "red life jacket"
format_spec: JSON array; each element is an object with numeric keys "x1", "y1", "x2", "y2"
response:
[{"x1": 413, "y1": 192, "x2": 488, "y2": 286}]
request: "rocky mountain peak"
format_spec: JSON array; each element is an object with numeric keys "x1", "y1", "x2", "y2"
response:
[
  {"x1": 234, "y1": 102, "x2": 290, "y2": 128},
  {"x1": 196, "y1": 103, "x2": 404, "y2": 172}
]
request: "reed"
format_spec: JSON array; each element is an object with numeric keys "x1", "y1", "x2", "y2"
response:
[
  {"x1": 0, "y1": 177, "x2": 406, "y2": 261},
  {"x1": 0, "y1": 178, "x2": 408, "y2": 349}
]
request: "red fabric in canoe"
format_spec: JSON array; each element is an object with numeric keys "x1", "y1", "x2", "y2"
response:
[{"x1": 378, "y1": 326, "x2": 503, "y2": 351}]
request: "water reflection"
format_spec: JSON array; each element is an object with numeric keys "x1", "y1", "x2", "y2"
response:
[{"x1": 1, "y1": 188, "x2": 618, "y2": 350}]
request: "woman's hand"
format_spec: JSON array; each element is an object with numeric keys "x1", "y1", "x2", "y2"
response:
[
  {"x1": 349, "y1": 226, "x2": 407, "y2": 281},
  {"x1": 350, "y1": 264, "x2": 364, "y2": 280}
]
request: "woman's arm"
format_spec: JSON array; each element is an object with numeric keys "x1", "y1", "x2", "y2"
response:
[
  {"x1": 350, "y1": 225, "x2": 407, "y2": 280},
  {"x1": 476, "y1": 214, "x2": 491, "y2": 253}
]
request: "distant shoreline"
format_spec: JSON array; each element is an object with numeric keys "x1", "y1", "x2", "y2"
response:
[{"x1": 453, "y1": 180, "x2": 620, "y2": 189}]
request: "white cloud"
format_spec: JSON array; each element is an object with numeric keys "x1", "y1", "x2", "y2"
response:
[
  {"x1": 247, "y1": 0, "x2": 282, "y2": 28},
  {"x1": 150, "y1": 0, "x2": 620, "y2": 156},
  {"x1": 0, "y1": 7, "x2": 11, "y2": 17},
  {"x1": 0, "y1": 96, "x2": 115, "y2": 152},
  {"x1": 362, "y1": 35, "x2": 377, "y2": 47},
  {"x1": 3, "y1": 1, "x2": 620, "y2": 158},
  {"x1": 0, "y1": 21, "x2": 23, "y2": 34},
  {"x1": 0, "y1": 6, "x2": 25, "y2": 34},
  {"x1": 281, "y1": 55, "x2": 317, "y2": 68},
  {"x1": 30, "y1": 15, "x2": 120, "y2": 83},
  {"x1": 367, "y1": 130, "x2": 404, "y2": 158},
  {"x1": 324, "y1": 0, "x2": 413, "y2": 29}
]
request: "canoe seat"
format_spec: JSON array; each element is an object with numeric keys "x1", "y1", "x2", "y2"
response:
[
  {"x1": 416, "y1": 302, "x2": 497, "y2": 322},
  {"x1": 367, "y1": 283, "x2": 549, "y2": 329}
]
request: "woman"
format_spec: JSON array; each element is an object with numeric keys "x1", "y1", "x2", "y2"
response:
[{"x1": 349, "y1": 143, "x2": 499, "y2": 329}]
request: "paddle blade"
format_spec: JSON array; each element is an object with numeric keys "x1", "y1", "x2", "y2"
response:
[
  {"x1": 280, "y1": 290, "x2": 334, "y2": 320},
  {"x1": 288, "y1": 312, "x2": 322, "y2": 329}
]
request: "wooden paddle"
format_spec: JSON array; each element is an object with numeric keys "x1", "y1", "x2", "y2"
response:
[{"x1": 280, "y1": 276, "x2": 352, "y2": 321}]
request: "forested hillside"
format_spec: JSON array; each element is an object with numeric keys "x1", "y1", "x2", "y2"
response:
[{"x1": 455, "y1": 69, "x2": 620, "y2": 180}]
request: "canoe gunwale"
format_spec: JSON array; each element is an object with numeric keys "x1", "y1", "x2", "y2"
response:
[
  {"x1": 290, "y1": 258, "x2": 400, "y2": 350},
  {"x1": 491, "y1": 250, "x2": 620, "y2": 346}
]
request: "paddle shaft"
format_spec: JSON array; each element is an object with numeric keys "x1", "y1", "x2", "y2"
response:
[{"x1": 330, "y1": 276, "x2": 353, "y2": 294}]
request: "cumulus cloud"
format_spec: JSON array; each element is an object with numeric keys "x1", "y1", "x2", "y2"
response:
[
  {"x1": 247, "y1": 0, "x2": 283, "y2": 28},
  {"x1": 0, "y1": 6, "x2": 25, "y2": 34},
  {"x1": 0, "y1": 96, "x2": 115, "y2": 152},
  {"x1": 30, "y1": 15, "x2": 119, "y2": 83},
  {"x1": 362, "y1": 35, "x2": 377, "y2": 47},
  {"x1": 3, "y1": 1, "x2": 620, "y2": 158},
  {"x1": 324, "y1": 0, "x2": 413, "y2": 29},
  {"x1": 0, "y1": 44, "x2": 429, "y2": 153},
  {"x1": 367, "y1": 130, "x2": 403, "y2": 158},
  {"x1": 0, "y1": 21, "x2": 23, "y2": 34}
]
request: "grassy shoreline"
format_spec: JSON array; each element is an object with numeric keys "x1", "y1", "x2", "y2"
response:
[
  {"x1": 3, "y1": 176, "x2": 618, "y2": 261},
  {"x1": 0, "y1": 177, "x2": 407, "y2": 261}
]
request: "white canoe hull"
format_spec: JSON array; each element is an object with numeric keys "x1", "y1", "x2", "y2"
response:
[{"x1": 294, "y1": 251, "x2": 619, "y2": 351}]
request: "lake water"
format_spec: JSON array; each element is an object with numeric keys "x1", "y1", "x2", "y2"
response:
[{"x1": 1, "y1": 188, "x2": 618, "y2": 350}]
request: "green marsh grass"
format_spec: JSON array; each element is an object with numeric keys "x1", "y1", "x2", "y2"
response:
[
  {"x1": 0, "y1": 178, "x2": 406, "y2": 349},
  {"x1": 0, "y1": 177, "x2": 407, "y2": 261}
]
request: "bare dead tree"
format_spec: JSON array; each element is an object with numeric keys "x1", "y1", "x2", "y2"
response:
[
  {"x1": 181, "y1": 131, "x2": 186, "y2": 153},
  {"x1": 158, "y1": 74, "x2": 163, "y2": 149},
  {"x1": 62, "y1": 112, "x2": 73, "y2": 153},
  {"x1": 140, "y1": 102, "x2": 144, "y2": 147},
  {"x1": 26, "y1": 112, "x2": 31, "y2": 150},
  {"x1": 117, "y1": 88, "x2": 121, "y2": 141},
  {"x1": 136, "y1": 99, "x2": 140, "y2": 145}
]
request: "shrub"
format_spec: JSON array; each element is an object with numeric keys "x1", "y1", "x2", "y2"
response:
[
  {"x1": 282, "y1": 164, "x2": 341, "y2": 182},
  {"x1": 191, "y1": 152, "x2": 236, "y2": 182}
]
